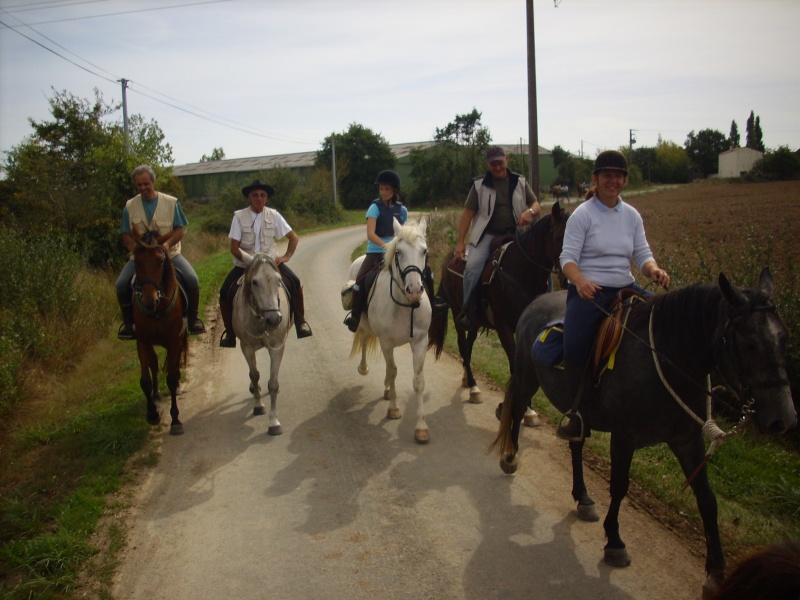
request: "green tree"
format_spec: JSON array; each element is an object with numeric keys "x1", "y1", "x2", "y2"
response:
[
  {"x1": 752, "y1": 146, "x2": 800, "y2": 181},
  {"x1": 200, "y1": 147, "x2": 225, "y2": 162},
  {"x1": 433, "y1": 108, "x2": 491, "y2": 179},
  {"x1": 653, "y1": 140, "x2": 691, "y2": 183},
  {"x1": 754, "y1": 116, "x2": 765, "y2": 152},
  {"x1": 746, "y1": 110, "x2": 756, "y2": 149},
  {"x1": 315, "y1": 123, "x2": 395, "y2": 209},
  {"x1": 728, "y1": 120, "x2": 740, "y2": 150},
  {"x1": 0, "y1": 88, "x2": 177, "y2": 267},
  {"x1": 684, "y1": 129, "x2": 728, "y2": 178}
]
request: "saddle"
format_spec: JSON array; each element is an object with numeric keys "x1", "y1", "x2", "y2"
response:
[
  {"x1": 446, "y1": 236, "x2": 515, "y2": 287},
  {"x1": 591, "y1": 288, "x2": 646, "y2": 373}
]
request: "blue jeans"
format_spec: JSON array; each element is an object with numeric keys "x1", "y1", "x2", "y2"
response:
[
  {"x1": 563, "y1": 283, "x2": 648, "y2": 367},
  {"x1": 115, "y1": 254, "x2": 199, "y2": 296},
  {"x1": 462, "y1": 233, "x2": 499, "y2": 305}
]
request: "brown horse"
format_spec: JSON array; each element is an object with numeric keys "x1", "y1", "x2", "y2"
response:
[
  {"x1": 131, "y1": 225, "x2": 189, "y2": 435},
  {"x1": 428, "y1": 202, "x2": 568, "y2": 404}
]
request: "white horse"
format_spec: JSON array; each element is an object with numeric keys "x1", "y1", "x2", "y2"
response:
[
  {"x1": 349, "y1": 218, "x2": 433, "y2": 444},
  {"x1": 233, "y1": 251, "x2": 292, "y2": 435}
]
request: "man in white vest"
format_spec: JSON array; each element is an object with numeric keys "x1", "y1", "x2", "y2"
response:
[
  {"x1": 217, "y1": 179, "x2": 312, "y2": 347},
  {"x1": 453, "y1": 146, "x2": 541, "y2": 329},
  {"x1": 115, "y1": 164, "x2": 206, "y2": 339}
]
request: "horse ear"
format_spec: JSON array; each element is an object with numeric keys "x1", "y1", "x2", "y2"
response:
[
  {"x1": 419, "y1": 217, "x2": 427, "y2": 237},
  {"x1": 393, "y1": 217, "x2": 402, "y2": 236},
  {"x1": 240, "y1": 250, "x2": 254, "y2": 267},
  {"x1": 719, "y1": 272, "x2": 748, "y2": 309},
  {"x1": 758, "y1": 267, "x2": 774, "y2": 297},
  {"x1": 552, "y1": 201, "x2": 563, "y2": 220}
]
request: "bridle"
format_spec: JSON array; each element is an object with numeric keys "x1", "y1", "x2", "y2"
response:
[
  {"x1": 133, "y1": 246, "x2": 178, "y2": 318},
  {"x1": 244, "y1": 259, "x2": 290, "y2": 347},
  {"x1": 388, "y1": 243, "x2": 426, "y2": 337},
  {"x1": 514, "y1": 215, "x2": 565, "y2": 284}
]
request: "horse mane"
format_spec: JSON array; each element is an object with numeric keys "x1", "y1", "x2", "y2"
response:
[
  {"x1": 711, "y1": 541, "x2": 800, "y2": 600},
  {"x1": 382, "y1": 220, "x2": 425, "y2": 272},
  {"x1": 516, "y1": 211, "x2": 552, "y2": 245}
]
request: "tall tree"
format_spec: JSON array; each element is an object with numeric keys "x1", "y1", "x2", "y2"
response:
[
  {"x1": 315, "y1": 123, "x2": 395, "y2": 209},
  {"x1": 728, "y1": 120, "x2": 740, "y2": 150},
  {"x1": 684, "y1": 129, "x2": 728, "y2": 178},
  {"x1": 746, "y1": 110, "x2": 756, "y2": 149},
  {"x1": 433, "y1": 108, "x2": 491, "y2": 179},
  {"x1": 754, "y1": 116, "x2": 765, "y2": 152}
]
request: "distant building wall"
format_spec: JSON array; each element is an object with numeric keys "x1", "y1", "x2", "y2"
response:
[{"x1": 718, "y1": 147, "x2": 763, "y2": 178}]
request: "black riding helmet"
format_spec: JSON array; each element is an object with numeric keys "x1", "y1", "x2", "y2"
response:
[
  {"x1": 593, "y1": 150, "x2": 628, "y2": 176},
  {"x1": 374, "y1": 170, "x2": 401, "y2": 190}
]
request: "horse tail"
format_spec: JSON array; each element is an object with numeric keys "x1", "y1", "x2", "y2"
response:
[
  {"x1": 488, "y1": 375, "x2": 517, "y2": 458},
  {"x1": 427, "y1": 282, "x2": 448, "y2": 360},
  {"x1": 349, "y1": 331, "x2": 378, "y2": 359}
]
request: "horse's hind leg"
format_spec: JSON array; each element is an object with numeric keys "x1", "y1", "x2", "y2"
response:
[
  {"x1": 265, "y1": 346, "x2": 285, "y2": 436},
  {"x1": 138, "y1": 343, "x2": 160, "y2": 426},
  {"x1": 166, "y1": 344, "x2": 184, "y2": 435},
  {"x1": 569, "y1": 440, "x2": 599, "y2": 522},
  {"x1": 357, "y1": 331, "x2": 369, "y2": 376},
  {"x1": 603, "y1": 436, "x2": 634, "y2": 568}
]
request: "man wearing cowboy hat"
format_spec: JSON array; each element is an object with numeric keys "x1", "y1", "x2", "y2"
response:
[{"x1": 218, "y1": 179, "x2": 312, "y2": 347}]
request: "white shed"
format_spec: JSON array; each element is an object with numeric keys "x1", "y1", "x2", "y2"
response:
[{"x1": 718, "y1": 147, "x2": 763, "y2": 178}]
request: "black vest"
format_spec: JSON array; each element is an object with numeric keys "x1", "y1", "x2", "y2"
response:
[{"x1": 373, "y1": 198, "x2": 404, "y2": 238}]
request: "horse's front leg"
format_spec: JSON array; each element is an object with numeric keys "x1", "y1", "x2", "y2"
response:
[
  {"x1": 357, "y1": 330, "x2": 369, "y2": 376},
  {"x1": 241, "y1": 343, "x2": 263, "y2": 416},
  {"x1": 669, "y1": 438, "x2": 725, "y2": 598},
  {"x1": 165, "y1": 343, "x2": 184, "y2": 435},
  {"x1": 410, "y1": 336, "x2": 429, "y2": 444},
  {"x1": 458, "y1": 326, "x2": 481, "y2": 403},
  {"x1": 265, "y1": 345, "x2": 285, "y2": 436},
  {"x1": 603, "y1": 436, "x2": 634, "y2": 568},
  {"x1": 380, "y1": 342, "x2": 399, "y2": 418},
  {"x1": 137, "y1": 342, "x2": 160, "y2": 426},
  {"x1": 569, "y1": 440, "x2": 598, "y2": 521}
]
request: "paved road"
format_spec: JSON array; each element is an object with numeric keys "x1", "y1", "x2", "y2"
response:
[{"x1": 112, "y1": 224, "x2": 705, "y2": 600}]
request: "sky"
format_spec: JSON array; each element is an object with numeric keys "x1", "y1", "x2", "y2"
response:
[{"x1": 1, "y1": 0, "x2": 799, "y2": 168}]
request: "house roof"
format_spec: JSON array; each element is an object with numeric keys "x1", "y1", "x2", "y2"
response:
[{"x1": 173, "y1": 141, "x2": 551, "y2": 177}]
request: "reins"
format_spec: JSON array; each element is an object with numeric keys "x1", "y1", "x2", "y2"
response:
[
  {"x1": 389, "y1": 250, "x2": 424, "y2": 337},
  {"x1": 245, "y1": 260, "x2": 290, "y2": 350},
  {"x1": 514, "y1": 219, "x2": 563, "y2": 282},
  {"x1": 133, "y1": 247, "x2": 179, "y2": 318}
]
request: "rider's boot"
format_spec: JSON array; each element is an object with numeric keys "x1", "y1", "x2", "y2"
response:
[
  {"x1": 218, "y1": 298, "x2": 236, "y2": 348},
  {"x1": 456, "y1": 292, "x2": 477, "y2": 330},
  {"x1": 117, "y1": 293, "x2": 136, "y2": 341},
  {"x1": 344, "y1": 287, "x2": 362, "y2": 333},
  {"x1": 556, "y1": 363, "x2": 590, "y2": 442},
  {"x1": 292, "y1": 286, "x2": 313, "y2": 339},
  {"x1": 187, "y1": 286, "x2": 206, "y2": 335}
]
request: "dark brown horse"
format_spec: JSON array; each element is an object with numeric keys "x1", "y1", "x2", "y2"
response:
[
  {"x1": 491, "y1": 268, "x2": 797, "y2": 598},
  {"x1": 131, "y1": 225, "x2": 188, "y2": 435},
  {"x1": 428, "y1": 202, "x2": 568, "y2": 404}
]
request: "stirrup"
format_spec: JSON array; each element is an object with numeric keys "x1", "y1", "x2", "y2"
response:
[
  {"x1": 556, "y1": 411, "x2": 585, "y2": 442},
  {"x1": 188, "y1": 319, "x2": 206, "y2": 335},
  {"x1": 117, "y1": 323, "x2": 135, "y2": 341},
  {"x1": 219, "y1": 330, "x2": 236, "y2": 348}
]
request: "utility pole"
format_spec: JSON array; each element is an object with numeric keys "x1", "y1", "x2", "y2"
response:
[
  {"x1": 629, "y1": 128, "x2": 637, "y2": 163},
  {"x1": 526, "y1": 0, "x2": 540, "y2": 196},
  {"x1": 119, "y1": 78, "x2": 130, "y2": 154},
  {"x1": 331, "y1": 138, "x2": 338, "y2": 207}
]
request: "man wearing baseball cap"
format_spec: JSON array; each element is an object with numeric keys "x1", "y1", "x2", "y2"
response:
[{"x1": 453, "y1": 145, "x2": 541, "y2": 329}]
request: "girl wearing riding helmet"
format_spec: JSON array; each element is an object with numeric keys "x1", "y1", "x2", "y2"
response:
[{"x1": 344, "y1": 170, "x2": 408, "y2": 332}]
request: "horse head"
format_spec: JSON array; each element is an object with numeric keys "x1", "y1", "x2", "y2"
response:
[
  {"x1": 131, "y1": 224, "x2": 174, "y2": 313},
  {"x1": 243, "y1": 253, "x2": 285, "y2": 331},
  {"x1": 714, "y1": 268, "x2": 797, "y2": 435},
  {"x1": 516, "y1": 201, "x2": 569, "y2": 290},
  {"x1": 385, "y1": 217, "x2": 428, "y2": 304}
]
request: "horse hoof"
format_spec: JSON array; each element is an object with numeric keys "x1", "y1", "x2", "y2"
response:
[
  {"x1": 701, "y1": 574, "x2": 724, "y2": 600},
  {"x1": 524, "y1": 412, "x2": 542, "y2": 427},
  {"x1": 414, "y1": 429, "x2": 430, "y2": 444},
  {"x1": 267, "y1": 425, "x2": 283, "y2": 436},
  {"x1": 253, "y1": 406, "x2": 266, "y2": 416},
  {"x1": 146, "y1": 412, "x2": 161, "y2": 426},
  {"x1": 469, "y1": 387, "x2": 482, "y2": 404},
  {"x1": 603, "y1": 547, "x2": 631, "y2": 568},
  {"x1": 499, "y1": 455, "x2": 518, "y2": 475},
  {"x1": 387, "y1": 407, "x2": 401, "y2": 420},
  {"x1": 577, "y1": 502, "x2": 600, "y2": 522},
  {"x1": 169, "y1": 423, "x2": 184, "y2": 436}
]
